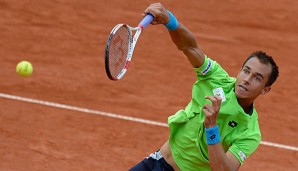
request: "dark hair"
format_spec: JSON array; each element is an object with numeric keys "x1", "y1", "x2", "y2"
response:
[{"x1": 242, "y1": 51, "x2": 279, "y2": 86}]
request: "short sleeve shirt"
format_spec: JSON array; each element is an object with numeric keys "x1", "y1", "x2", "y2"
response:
[{"x1": 168, "y1": 56, "x2": 261, "y2": 171}]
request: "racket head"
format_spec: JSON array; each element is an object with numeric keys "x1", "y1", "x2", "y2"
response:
[{"x1": 105, "y1": 24, "x2": 133, "y2": 80}]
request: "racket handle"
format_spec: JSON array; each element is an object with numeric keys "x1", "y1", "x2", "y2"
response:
[{"x1": 138, "y1": 13, "x2": 154, "y2": 29}]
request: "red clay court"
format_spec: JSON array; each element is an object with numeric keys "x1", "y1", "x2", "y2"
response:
[{"x1": 0, "y1": 0, "x2": 297, "y2": 170}]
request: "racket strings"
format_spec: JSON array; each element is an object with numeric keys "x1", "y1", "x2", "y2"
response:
[{"x1": 108, "y1": 26, "x2": 130, "y2": 78}]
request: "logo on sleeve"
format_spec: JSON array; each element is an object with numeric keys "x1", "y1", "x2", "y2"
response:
[
  {"x1": 201, "y1": 59, "x2": 212, "y2": 75},
  {"x1": 238, "y1": 151, "x2": 247, "y2": 162}
]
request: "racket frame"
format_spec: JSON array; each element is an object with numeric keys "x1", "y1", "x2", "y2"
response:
[{"x1": 105, "y1": 14, "x2": 153, "y2": 80}]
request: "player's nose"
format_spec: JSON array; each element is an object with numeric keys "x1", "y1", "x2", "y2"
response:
[{"x1": 243, "y1": 75, "x2": 252, "y2": 84}]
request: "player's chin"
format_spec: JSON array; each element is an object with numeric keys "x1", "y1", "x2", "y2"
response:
[{"x1": 235, "y1": 93, "x2": 247, "y2": 99}]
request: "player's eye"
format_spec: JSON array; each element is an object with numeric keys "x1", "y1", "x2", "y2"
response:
[
  {"x1": 242, "y1": 69, "x2": 249, "y2": 74},
  {"x1": 255, "y1": 75, "x2": 262, "y2": 81}
]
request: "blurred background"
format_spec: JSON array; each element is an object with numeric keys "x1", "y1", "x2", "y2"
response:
[{"x1": 0, "y1": 0, "x2": 297, "y2": 170}]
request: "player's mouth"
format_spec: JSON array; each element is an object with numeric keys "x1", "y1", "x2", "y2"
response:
[{"x1": 238, "y1": 85, "x2": 248, "y2": 91}]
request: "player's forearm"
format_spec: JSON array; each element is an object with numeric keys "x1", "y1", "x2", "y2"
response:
[
  {"x1": 208, "y1": 144, "x2": 238, "y2": 171},
  {"x1": 169, "y1": 23, "x2": 205, "y2": 68},
  {"x1": 168, "y1": 23, "x2": 196, "y2": 51},
  {"x1": 143, "y1": 3, "x2": 205, "y2": 67}
]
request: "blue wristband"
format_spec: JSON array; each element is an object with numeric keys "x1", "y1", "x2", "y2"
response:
[
  {"x1": 164, "y1": 10, "x2": 178, "y2": 30},
  {"x1": 205, "y1": 125, "x2": 221, "y2": 145}
]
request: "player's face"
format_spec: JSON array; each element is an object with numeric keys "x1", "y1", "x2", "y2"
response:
[{"x1": 235, "y1": 57, "x2": 272, "y2": 100}]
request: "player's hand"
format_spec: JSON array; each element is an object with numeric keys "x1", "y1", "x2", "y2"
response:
[
  {"x1": 143, "y1": 3, "x2": 169, "y2": 25},
  {"x1": 203, "y1": 95, "x2": 222, "y2": 128}
]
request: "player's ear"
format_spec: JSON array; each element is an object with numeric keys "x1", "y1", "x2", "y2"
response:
[{"x1": 261, "y1": 86, "x2": 271, "y2": 95}]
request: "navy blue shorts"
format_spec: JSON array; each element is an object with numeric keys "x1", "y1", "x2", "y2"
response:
[{"x1": 128, "y1": 150, "x2": 174, "y2": 171}]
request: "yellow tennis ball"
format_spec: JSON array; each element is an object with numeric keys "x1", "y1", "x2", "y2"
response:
[{"x1": 16, "y1": 61, "x2": 33, "y2": 77}]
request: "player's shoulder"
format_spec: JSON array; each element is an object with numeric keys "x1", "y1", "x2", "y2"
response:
[{"x1": 194, "y1": 56, "x2": 230, "y2": 81}]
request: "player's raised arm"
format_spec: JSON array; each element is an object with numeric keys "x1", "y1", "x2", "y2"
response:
[{"x1": 144, "y1": 3, "x2": 205, "y2": 68}]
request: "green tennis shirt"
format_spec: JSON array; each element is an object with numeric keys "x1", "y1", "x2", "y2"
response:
[{"x1": 168, "y1": 56, "x2": 261, "y2": 171}]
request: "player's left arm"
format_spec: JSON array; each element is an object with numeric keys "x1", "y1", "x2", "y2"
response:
[
  {"x1": 143, "y1": 3, "x2": 205, "y2": 68},
  {"x1": 208, "y1": 144, "x2": 241, "y2": 171},
  {"x1": 203, "y1": 96, "x2": 241, "y2": 170}
]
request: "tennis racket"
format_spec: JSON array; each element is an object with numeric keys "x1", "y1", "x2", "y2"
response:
[{"x1": 104, "y1": 14, "x2": 154, "y2": 81}]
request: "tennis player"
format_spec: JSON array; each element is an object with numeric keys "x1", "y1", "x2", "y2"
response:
[{"x1": 129, "y1": 3, "x2": 279, "y2": 171}]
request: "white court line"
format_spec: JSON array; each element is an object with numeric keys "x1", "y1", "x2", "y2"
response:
[{"x1": 0, "y1": 93, "x2": 297, "y2": 152}]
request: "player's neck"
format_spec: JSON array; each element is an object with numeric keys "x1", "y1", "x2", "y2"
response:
[{"x1": 237, "y1": 98, "x2": 254, "y2": 114}]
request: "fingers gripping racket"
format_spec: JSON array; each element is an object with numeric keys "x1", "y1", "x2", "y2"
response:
[{"x1": 105, "y1": 14, "x2": 154, "y2": 81}]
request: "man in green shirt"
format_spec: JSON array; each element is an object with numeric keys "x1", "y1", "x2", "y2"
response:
[{"x1": 129, "y1": 2, "x2": 279, "y2": 171}]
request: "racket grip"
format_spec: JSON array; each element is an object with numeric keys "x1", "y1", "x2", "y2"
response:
[{"x1": 138, "y1": 13, "x2": 154, "y2": 29}]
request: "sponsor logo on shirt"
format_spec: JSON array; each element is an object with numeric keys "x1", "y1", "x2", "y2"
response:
[
  {"x1": 213, "y1": 87, "x2": 226, "y2": 102},
  {"x1": 238, "y1": 151, "x2": 247, "y2": 162},
  {"x1": 228, "y1": 121, "x2": 238, "y2": 128},
  {"x1": 201, "y1": 59, "x2": 212, "y2": 75}
]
